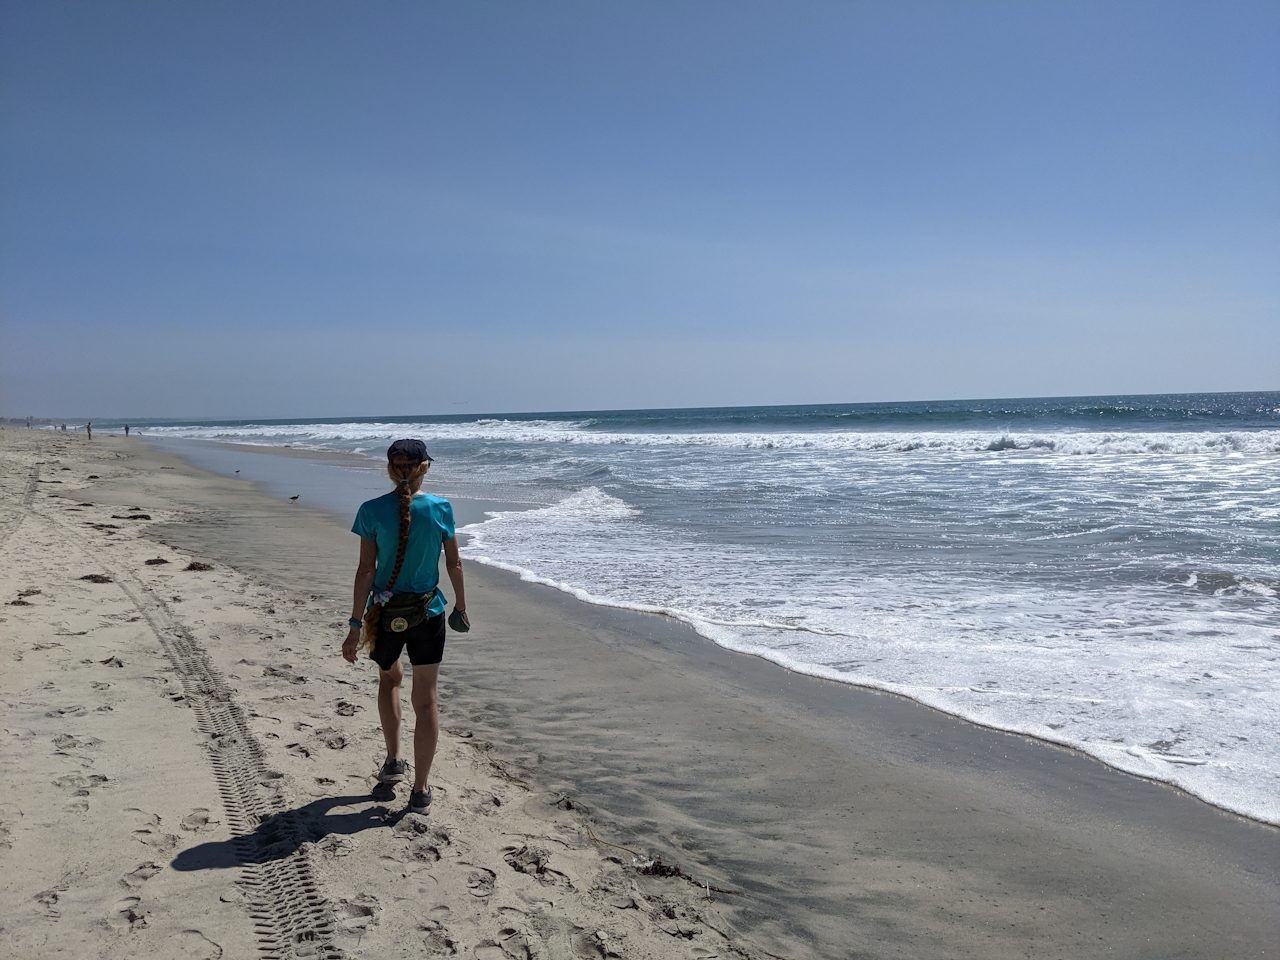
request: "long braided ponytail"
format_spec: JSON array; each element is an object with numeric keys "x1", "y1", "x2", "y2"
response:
[{"x1": 359, "y1": 460, "x2": 428, "y2": 652}]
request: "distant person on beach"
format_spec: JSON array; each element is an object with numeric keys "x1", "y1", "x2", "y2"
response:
[
  {"x1": 86, "y1": 422, "x2": 91, "y2": 440},
  {"x1": 125, "y1": 424, "x2": 129, "y2": 436},
  {"x1": 342, "y1": 438, "x2": 469, "y2": 814}
]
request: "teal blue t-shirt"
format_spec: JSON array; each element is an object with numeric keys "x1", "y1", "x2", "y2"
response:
[{"x1": 351, "y1": 491, "x2": 455, "y2": 617}]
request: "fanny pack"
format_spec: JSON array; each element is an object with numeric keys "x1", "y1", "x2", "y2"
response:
[{"x1": 379, "y1": 589, "x2": 438, "y2": 633}]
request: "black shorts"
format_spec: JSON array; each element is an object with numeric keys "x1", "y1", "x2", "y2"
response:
[{"x1": 369, "y1": 611, "x2": 446, "y2": 671}]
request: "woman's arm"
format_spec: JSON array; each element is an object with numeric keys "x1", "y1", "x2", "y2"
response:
[
  {"x1": 443, "y1": 535, "x2": 467, "y2": 617},
  {"x1": 342, "y1": 537, "x2": 377, "y2": 663}
]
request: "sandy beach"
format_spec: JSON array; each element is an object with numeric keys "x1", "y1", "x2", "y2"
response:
[{"x1": 1, "y1": 429, "x2": 1277, "y2": 960}]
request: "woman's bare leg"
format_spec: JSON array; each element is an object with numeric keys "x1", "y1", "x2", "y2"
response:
[
  {"x1": 409, "y1": 663, "x2": 440, "y2": 792},
  {"x1": 377, "y1": 660, "x2": 404, "y2": 761}
]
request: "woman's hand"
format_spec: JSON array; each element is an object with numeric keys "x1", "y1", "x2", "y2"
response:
[
  {"x1": 346, "y1": 537, "x2": 376, "y2": 664},
  {"x1": 448, "y1": 606, "x2": 470, "y2": 633},
  {"x1": 341, "y1": 626, "x2": 361, "y2": 663}
]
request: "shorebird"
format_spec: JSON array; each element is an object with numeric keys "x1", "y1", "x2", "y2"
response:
[{"x1": 289, "y1": 495, "x2": 300, "y2": 502}]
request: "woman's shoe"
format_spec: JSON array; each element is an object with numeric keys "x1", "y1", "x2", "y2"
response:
[
  {"x1": 377, "y1": 758, "x2": 408, "y2": 783},
  {"x1": 408, "y1": 787, "x2": 433, "y2": 813}
]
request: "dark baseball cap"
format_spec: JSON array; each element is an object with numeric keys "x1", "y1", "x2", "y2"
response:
[{"x1": 386, "y1": 438, "x2": 433, "y2": 463}]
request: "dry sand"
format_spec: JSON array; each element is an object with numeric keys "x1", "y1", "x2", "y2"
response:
[
  {"x1": 0, "y1": 432, "x2": 739, "y2": 960},
  {"x1": 1, "y1": 429, "x2": 1277, "y2": 959}
]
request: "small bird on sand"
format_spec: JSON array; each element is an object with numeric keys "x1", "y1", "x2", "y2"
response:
[
  {"x1": 290, "y1": 495, "x2": 300, "y2": 502},
  {"x1": 235, "y1": 469, "x2": 240, "y2": 474}
]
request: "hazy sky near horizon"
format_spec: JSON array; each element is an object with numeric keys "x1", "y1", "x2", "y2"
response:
[{"x1": 2, "y1": 1, "x2": 1277, "y2": 419}]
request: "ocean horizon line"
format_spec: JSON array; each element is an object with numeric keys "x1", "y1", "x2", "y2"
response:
[{"x1": 15, "y1": 387, "x2": 1280, "y2": 430}]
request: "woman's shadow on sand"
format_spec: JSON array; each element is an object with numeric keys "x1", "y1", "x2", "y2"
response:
[{"x1": 171, "y1": 786, "x2": 406, "y2": 872}]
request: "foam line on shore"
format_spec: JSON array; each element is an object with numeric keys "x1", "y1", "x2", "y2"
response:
[{"x1": 460, "y1": 543, "x2": 1278, "y2": 828}]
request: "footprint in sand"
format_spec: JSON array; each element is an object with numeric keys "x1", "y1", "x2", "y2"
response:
[
  {"x1": 392, "y1": 816, "x2": 453, "y2": 852},
  {"x1": 0, "y1": 807, "x2": 19, "y2": 849},
  {"x1": 418, "y1": 918, "x2": 455, "y2": 954},
  {"x1": 120, "y1": 862, "x2": 163, "y2": 889},
  {"x1": 53, "y1": 733, "x2": 103, "y2": 753},
  {"x1": 335, "y1": 896, "x2": 378, "y2": 933},
  {"x1": 45, "y1": 704, "x2": 89, "y2": 717},
  {"x1": 408, "y1": 838, "x2": 441, "y2": 862},
  {"x1": 315, "y1": 835, "x2": 356, "y2": 858},
  {"x1": 133, "y1": 827, "x2": 179, "y2": 853},
  {"x1": 111, "y1": 896, "x2": 149, "y2": 930},
  {"x1": 264, "y1": 665, "x2": 306, "y2": 684},
  {"x1": 128, "y1": 811, "x2": 180, "y2": 853},
  {"x1": 53, "y1": 772, "x2": 109, "y2": 792},
  {"x1": 466, "y1": 867, "x2": 496, "y2": 898},
  {"x1": 174, "y1": 930, "x2": 224, "y2": 959},
  {"x1": 503, "y1": 844, "x2": 572, "y2": 887},
  {"x1": 285, "y1": 743, "x2": 311, "y2": 759},
  {"x1": 500, "y1": 926, "x2": 541, "y2": 960},
  {"x1": 180, "y1": 809, "x2": 216, "y2": 833},
  {"x1": 474, "y1": 927, "x2": 542, "y2": 960},
  {"x1": 334, "y1": 700, "x2": 362, "y2": 717},
  {"x1": 34, "y1": 885, "x2": 66, "y2": 919},
  {"x1": 313, "y1": 728, "x2": 346, "y2": 750}
]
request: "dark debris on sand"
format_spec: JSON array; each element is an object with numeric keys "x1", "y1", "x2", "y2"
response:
[{"x1": 637, "y1": 857, "x2": 686, "y2": 879}]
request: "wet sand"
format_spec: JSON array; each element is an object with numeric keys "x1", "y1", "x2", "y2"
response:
[{"x1": 3, "y1": 430, "x2": 1277, "y2": 958}]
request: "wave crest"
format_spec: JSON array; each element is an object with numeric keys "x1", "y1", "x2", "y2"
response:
[{"x1": 147, "y1": 419, "x2": 1280, "y2": 458}]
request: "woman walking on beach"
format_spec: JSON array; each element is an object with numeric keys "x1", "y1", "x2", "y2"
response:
[{"x1": 342, "y1": 439, "x2": 469, "y2": 813}]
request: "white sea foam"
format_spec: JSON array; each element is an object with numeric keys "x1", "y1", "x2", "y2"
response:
[
  {"x1": 146, "y1": 420, "x2": 1280, "y2": 458},
  {"x1": 461, "y1": 486, "x2": 1280, "y2": 826}
]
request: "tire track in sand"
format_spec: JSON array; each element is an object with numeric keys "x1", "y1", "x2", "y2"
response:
[{"x1": 0, "y1": 462, "x2": 39, "y2": 548}]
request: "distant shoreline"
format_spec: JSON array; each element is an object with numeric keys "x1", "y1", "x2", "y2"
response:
[{"x1": 10, "y1": 387, "x2": 1277, "y2": 433}]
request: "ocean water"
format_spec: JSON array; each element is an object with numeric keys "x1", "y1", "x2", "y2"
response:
[{"x1": 137, "y1": 394, "x2": 1280, "y2": 824}]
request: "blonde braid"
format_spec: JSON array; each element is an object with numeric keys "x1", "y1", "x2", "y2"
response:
[{"x1": 359, "y1": 461, "x2": 428, "y2": 652}]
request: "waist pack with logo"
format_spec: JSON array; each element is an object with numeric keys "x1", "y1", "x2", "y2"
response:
[{"x1": 379, "y1": 589, "x2": 437, "y2": 633}]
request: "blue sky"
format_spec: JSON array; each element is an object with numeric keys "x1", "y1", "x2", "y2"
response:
[{"x1": 2, "y1": 1, "x2": 1276, "y2": 418}]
